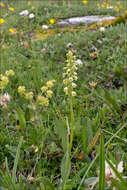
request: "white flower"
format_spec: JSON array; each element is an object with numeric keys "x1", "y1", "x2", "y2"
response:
[
  {"x1": 42, "y1": 25, "x2": 49, "y2": 29},
  {"x1": 72, "y1": 91, "x2": 76, "y2": 96},
  {"x1": 117, "y1": 161, "x2": 123, "y2": 173},
  {"x1": 64, "y1": 87, "x2": 68, "y2": 95},
  {"x1": 29, "y1": 13, "x2": 35, "y2": 19},
  {"x1": 0, "y1": 93, "x2": 11, "y2": 108},
  {"x1": 105, "y1": 160, "x2": 124, "y2": 185},
  {"x1": 72, "y1": 82, "x2": 77, "y2": 88},
  {"x1": 99, "y1": 27, "x2": 105, "y2": 32},
  {"x1": 19, "y1": 10, "x2": 29, "y2": 16},
  {"x1": 76, "y1": 59, "x2": 83, "y2": 66},
  {"x1": 3, "y1": 93, "x2": 11, "y2": 102},
  {"x1": 67, "y1": 43, "x2": 73, "y2": 48},
  {"x1": 107, "y1": 6, "x2": 113, "y2": 9}
]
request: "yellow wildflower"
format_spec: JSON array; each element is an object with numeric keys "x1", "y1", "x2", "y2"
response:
[
  {"x1": 115, "y1": 8, "x2": 120, "y2": 12},
  {"x1": 37, "y1": 95, "x2": 49, "y2": 106},
  {"x1": 25, "y1": 92, "x2": 33, "y2": 100},
  {"x1": 18, "y1": 86, "x2": 26, "y2": 95},
  {"x1": 28, "y1": 1, "x2": 31, "y2": 6},
  {"x1": 83, "y1": 0, "x2": 87, "y2": 4},
  {"x1": 46, "y1": 80, "x2": 55, "y2": 88},
  {"x1": 46, "y1": 90, "x2": 53, "y2": 98},
  {"x1": 5, "y1": 69, "x2": 15, "y2": 76},
  {"x1": 0, "y1": 3, "x2": 5, "y2": 7},
  {"x1": 89, "y1": 81, "x2": 97, "y2": 88},
  {"x1": 50, "y1": 19, "x2": 55, "y2": 24},
  {"x1": 41, "y1": 86, "x2": 48, "y2": 92},
  {"x1": 0, "y1": 76, "x2": 9, "y2": 89},
  {"x1": 101, "y1": 4, "x2": 105, "y2": 8},
  {"x1": 0, "y1": 18, "x2": 5, "y2": 24},
  {"x1": 8, "y1": 7, "x2": 14, "y2": 11},
  {"x1": 9, "y1": 28, "x2": 17, "y2": 34}
]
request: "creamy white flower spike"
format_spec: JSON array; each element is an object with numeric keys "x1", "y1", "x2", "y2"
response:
[
  {"x1": 29, "y1": 13, "x2": 35, "y2": 19},
  {"x1": 19, "y1": 10, "x2": 29, "y2": 16}
]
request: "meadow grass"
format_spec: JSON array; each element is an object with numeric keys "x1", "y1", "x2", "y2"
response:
[{"x1": 0, "y1": 0, "x2": 127, "y2": 189}]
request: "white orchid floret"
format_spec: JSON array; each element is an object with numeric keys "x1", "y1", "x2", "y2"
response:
[
  {"x1": 42, "y1": 25, "x2": 48, "y2": 29},
  {"x1": 19, "y1": 10, "x2": 29, "y2": 16},
  {"x1": 69, "y1": 77, "x2": 73, "y2": 82},
  {"x1": 72, "y1": 91, "x2": 76, "y2": 96},
  {"x1": 73, "y1": 76, "x2": 78, "y2": 80},
  {"x1": 64, "y1": 87, "x2": 68, "y2": 95},
  {"x1": 63, "y1": 79, "x2": 68, "y2": 84},
  {"x1": 72, "y1": 82, "x2": 77, "y2": 88},
  {"x1": 63, "y1": 73, "x2": 66, "y2": 78},
  {"x1": 29, "y1": 13, "x2": 35, "y2": 19}
]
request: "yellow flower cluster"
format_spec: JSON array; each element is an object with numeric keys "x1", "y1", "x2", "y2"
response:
[
  {"x1": 38, "y1": 80, "x2": 55, "y2": 106},
  {"x1": 83, "y1": 0, "x2": 87, "y2": 5},
  {"x1": 0, "y1": 2, "x2": 5, "y2": 7},
  {"x1": 0, "y1": 75, "x2": 8, "y2": 90},
  {"x1": 8, "y1": 7, "x2": 14, "y2": 11},
  {"x1": 0, "y1": 70, "x2": 15, "y2": 90},
  {"x1": 18, "y1": 86, "x2": 33, "y2": 100},
  {"x1": 37, "y1": 95, "x2": 49, "y2": 106},
  {"x1": 0, "y1": 18, "x2": 5, "y2": 24},
  {"x1": 18, "y1": 86, "x2": 26, "y2": 95},
  {"x1": 5, "y1": 69, "x2": 15, "y2": 76},
  {"x1": 63, "y1": 51, "x2": 82, "y2": 96}
]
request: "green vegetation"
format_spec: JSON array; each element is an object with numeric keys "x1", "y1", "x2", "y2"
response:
[{"x1": 0, "y1": 0, "x2": 127, "y2": 189}]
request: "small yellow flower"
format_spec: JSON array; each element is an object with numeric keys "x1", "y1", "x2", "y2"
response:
[
  {"x1": 0, "y1": 3, "x2": 5, "y2": 7},
  {"x1": 91, "y1": 51, "x2": 99, "y2": 58},
  {"x1": 46, "y1": 80, "x2": 55, "y2": 88},
  {"x1": 27, "y1": 177, "x2": 35, "y2": 183},
  {"x1": 50, "y1": 19, "x2": 55, "y2": 24},
  {"x1": 101, "y1": 4, "x2": 105, "y2": 8},
  {"x1": 27, "y1": 1, "x2": 31, "y2": 6},
  {"x1": 25, "y1": 92, "x2": 33, "y2": 100},
  {"x1": 83, "y1": 0, "x2": 87, "y2": 4},
  {"x1": 37, "y1": 95, "x2": 49, "y2": 106},
  {"x1": 46, "y1": 90, "x2": 53, "y2": 98},
  {"x1": 106, "y1": 4, "x2": 110, "y2": 8},
  {"x1": 41, "y1": 86, "x2": 48, "y2": 92},
  {"x1": 9, "y1": 28, "x2": 17, "y2": 34},
  {"x1": 5, "y1": 69, "x2": 15, "y2": 76},
  {"x1": 89, "y1": 81, "x2": 97, "y2": 88},
  {"x1": 8, "y1": 7, "x2": 14, "y2": 11},
  {"x1": 0, "y1": 76, "x2": 9, "y2": 89},
  {"x1": 18, "y1": 86, "x2": 26, "y2": 95},
  {"x1": 0, "y1": 18, "x2": 5, "y2": 24},
  {"x1": 115, "y1": 7, "x2": 120, "y2": 12}
]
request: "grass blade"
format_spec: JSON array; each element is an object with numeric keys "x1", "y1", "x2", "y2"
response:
[
  {"x1": 12, "y1": 136, "x2": 23, "y2": 185},
  {"x1": 99, "y1": 132, "x2": 105, "y2": 190}
]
